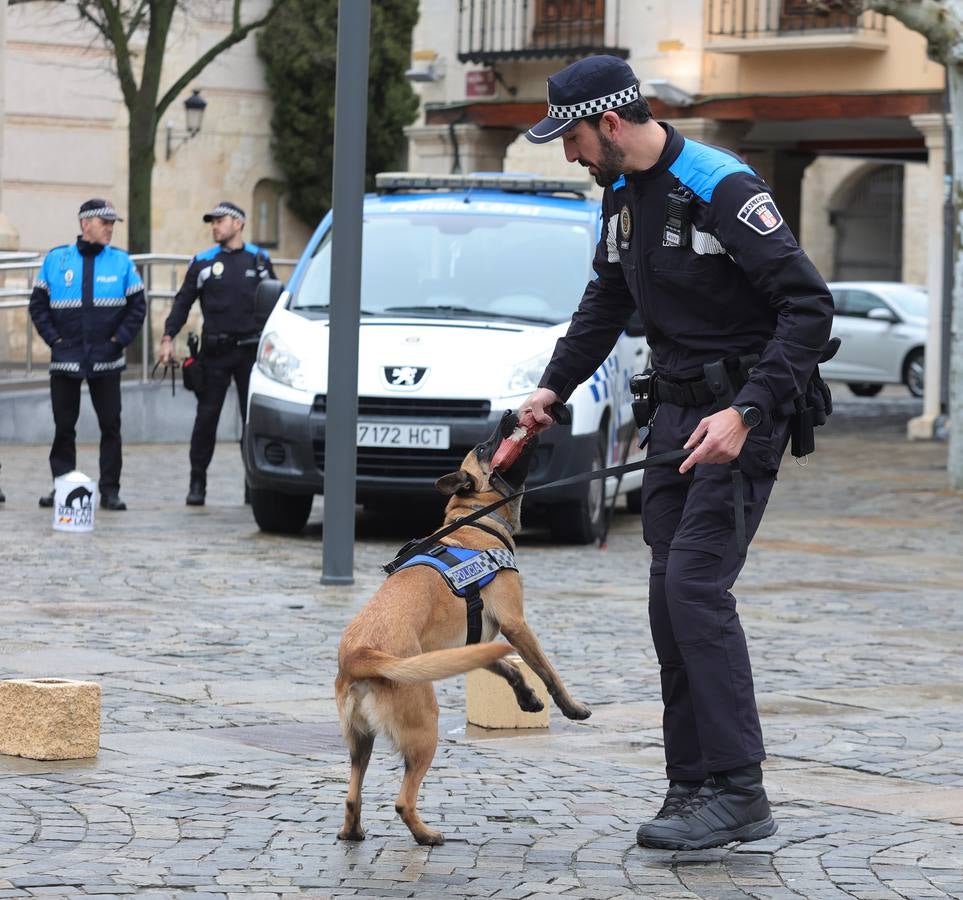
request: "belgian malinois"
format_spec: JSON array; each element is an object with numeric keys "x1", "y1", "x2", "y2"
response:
[{"x1": 335, "y1": 413, "x2": 591, "y2": 845}]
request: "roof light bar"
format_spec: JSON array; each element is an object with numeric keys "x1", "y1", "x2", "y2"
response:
[{"x1": 375, "y1": 172, "x2": 590, "y2": 196}]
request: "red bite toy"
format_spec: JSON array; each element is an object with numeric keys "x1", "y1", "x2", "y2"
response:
[{"x1": 490, "y1": 423, "x2": 533, "y2": 472}]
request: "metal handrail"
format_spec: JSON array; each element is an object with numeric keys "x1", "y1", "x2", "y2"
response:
[{"x1": 0, "y1": 252, "x2": 296, "y2": 381}]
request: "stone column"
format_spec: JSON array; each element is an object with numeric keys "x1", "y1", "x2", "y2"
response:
[
  {"x1": 405, "y1": 123, "x2": 518, "y2": 175},
  {"x1": 0, "y1": 0, "x2": 20, "y2": 250},
  {"x1": 907, "y1": 113, "x2": 948, "y2": 439}
]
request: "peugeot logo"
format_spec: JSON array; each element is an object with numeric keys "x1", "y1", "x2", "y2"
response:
[{"x1": 383, "y1": 365, "x2": 427, "y2": 389}]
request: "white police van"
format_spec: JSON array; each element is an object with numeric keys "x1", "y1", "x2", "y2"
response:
[{"x1": 243, "y1": 173, "x2": 649, "y2": 543}]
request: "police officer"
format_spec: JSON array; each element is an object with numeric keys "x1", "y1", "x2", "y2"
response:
[
  {"x1": 29, "y1": 199, "x2": 146, "y2": 511},
  {"x1": 519, "y1": 57, "x2": 834, "y2": 850},
  {"x1": 157, "y1": 202, "x2": 275, "y2": 506}
]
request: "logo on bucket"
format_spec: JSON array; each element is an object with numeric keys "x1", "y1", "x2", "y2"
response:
[{"x1": 57, "y1": 485, "x2": 93, "y2": 528}]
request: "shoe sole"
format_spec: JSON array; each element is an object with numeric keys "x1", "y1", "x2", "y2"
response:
[{"x1": 638, "y1": 816, "x2": 777, "y2": 851}]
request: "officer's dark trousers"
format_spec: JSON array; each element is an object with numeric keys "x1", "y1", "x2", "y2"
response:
[
  {"x1": 189, "y1": 345, "x2": 255, "y2": 476},
  {"x1": 49, "y1": 371, "x2": 122, "y2": 492},
  {"x1": 642, "y1": 401, "x2": 790, "y2": 782}
]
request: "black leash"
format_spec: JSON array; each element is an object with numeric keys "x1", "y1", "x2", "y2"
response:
[
  {"x1": 383, "y1": 446, "x2": 692, "y2": 575},
  {"x1": 151, "y1": 359, "x2": 180, "y2": 397}
]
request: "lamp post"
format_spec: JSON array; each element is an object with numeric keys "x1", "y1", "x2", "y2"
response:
[{"x1": 165, "y1": 89, "x2": 207, "y2": 160}]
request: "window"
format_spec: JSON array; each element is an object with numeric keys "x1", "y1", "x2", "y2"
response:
[
  {"x1": 252, "y1": 179, "x2": 282, "y2": 248},
  {"x1": 839, "y1": 290, "x2": 892, "y2": 319}
]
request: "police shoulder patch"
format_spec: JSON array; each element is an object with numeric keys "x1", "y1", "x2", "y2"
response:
[{"x1": 736, "y1": 192, "x2": 783, "y2": 235}]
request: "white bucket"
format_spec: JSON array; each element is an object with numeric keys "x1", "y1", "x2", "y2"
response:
[{"x1": 52, "y1": 470, "x2": 96, "y2": 533}]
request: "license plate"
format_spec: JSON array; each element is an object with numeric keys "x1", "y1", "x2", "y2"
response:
[{"x1": 357, "y1": 422, "x2": 450, "y2": 449}]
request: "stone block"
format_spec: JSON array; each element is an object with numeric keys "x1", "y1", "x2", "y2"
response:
[
  {"x1": 466, "y1": 655, "x2": 549, "y2": 729},
  {"x1": 0, "y1": 678, "x2": 101, "y2": 760}
]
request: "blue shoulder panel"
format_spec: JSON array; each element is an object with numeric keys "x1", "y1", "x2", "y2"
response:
[
  {"x1": 244, "y1": 242, "x2": 266, "y2": 257},
  {"x1": 669, "y1": 139, "x2": 754, "y2": 203},
  {"x1": 195, "y1": 246, "x2": 220, "y2": 262}
]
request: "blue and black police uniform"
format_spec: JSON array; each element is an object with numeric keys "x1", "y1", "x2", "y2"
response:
[
  {"x1": 29, "y1": 216, "x2": 146, "y2": 501},
  {"x1": 163, "y1": 203, "x2": 275, "y2": 492},
  {"x1": 529, "y1": 64, "x2": 834, "y2": 787}
]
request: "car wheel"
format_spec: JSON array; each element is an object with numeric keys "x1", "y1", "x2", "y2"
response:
[
  {"x1": 550, "y1": 431, "x2": 606, "y2": 544},
  {"x1": 903, "y1": 348, "x2": 925, "y2": 398},
  {"x1": 847, "y1": 382, "x2": 884, "y2": 398},
  {"x1": 250, "y1": 487, "x2": 313, "y2": 534}
]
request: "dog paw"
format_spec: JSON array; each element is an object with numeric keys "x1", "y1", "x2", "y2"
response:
[
  {"x1": 518, "y1": 693, "x2": 544, "y2": 713},
  {"x1": 337, "y1": 827, "x2": 366, "y2": 842},
  {"x1": 414, "y1": 829, "x2": 445, "y2": 846},
  {"x1": 563, "y1": 701, "x2": 592, "y2": 720}
]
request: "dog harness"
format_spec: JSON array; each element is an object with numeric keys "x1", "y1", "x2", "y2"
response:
[{"x1": 391, "y1": 545, "x2": 517, "y2": 644}]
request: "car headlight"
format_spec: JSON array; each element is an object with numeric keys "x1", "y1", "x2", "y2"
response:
[
  {"x1": 258, "y1": 331, "x2": 305, "y2": 388},
  {"x1": 507, "y1": 348, "x2": 553, "y2": 394}
]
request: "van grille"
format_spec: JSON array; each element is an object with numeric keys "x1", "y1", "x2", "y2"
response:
[
  {"x1": 313, "y1": 443, "x2": 472, "y2": 478},
  {"x1": 313, "y1": 395, "x2": 490, "y2": 419}
]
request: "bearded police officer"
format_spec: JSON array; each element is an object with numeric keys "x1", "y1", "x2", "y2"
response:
[
  {"x1": 519, "y1": 56, "x2": 834, "y2": 850},
  {"x1": 158, "y1": 202, "x2": 276, "y2": 506},
  {"x1": 29, "y1": 199, "x2": 146, "y2": 511}
]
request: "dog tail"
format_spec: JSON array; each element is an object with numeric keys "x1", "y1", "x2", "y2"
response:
[{"x1": 344, "y1": 642, "x2": 513, "y2": 684}]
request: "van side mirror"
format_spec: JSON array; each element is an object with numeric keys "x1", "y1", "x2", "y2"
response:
[
  {"x1": 254, "y1": 279, "x2": 284, "y2": 331},
  {"x1": 624, "y1": 310, "x2": 646, "y2": 337}
]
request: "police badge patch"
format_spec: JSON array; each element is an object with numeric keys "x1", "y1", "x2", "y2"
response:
[
  {"x1": 737, "y1": 192, "x2": 784, "y2": 235},
  {"x1": 619, "y1": 204, "x2": 632, "y2": 249}
]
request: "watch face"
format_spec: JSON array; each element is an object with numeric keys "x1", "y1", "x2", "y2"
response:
[{"x1": 743, "y1": 406, "x2": 762, "y2": 428}]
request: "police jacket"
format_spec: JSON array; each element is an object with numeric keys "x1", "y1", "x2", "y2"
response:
[
  {"x1": 163, "y1": 242, "x2": 276, "y2": 340},
  {"x1": 539, "y1": 124, "x2": 834, "y2": 421},
  {"x1": 29, "y1": 239, "x2": 146, "y2": 379}
]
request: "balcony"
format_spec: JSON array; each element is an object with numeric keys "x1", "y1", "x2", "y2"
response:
[
  {"x1": 706, "y1": 0, "x2": 888, "y2": 53},
  {"x1": 457, "y1": 0, "x2": 627, "y2": 65}
]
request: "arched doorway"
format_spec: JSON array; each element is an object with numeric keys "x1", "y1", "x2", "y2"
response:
[{"x1": 830, "y1": 164, "x2": 904, "y2": 281}]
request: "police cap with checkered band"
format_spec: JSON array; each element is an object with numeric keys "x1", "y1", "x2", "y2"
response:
[{"x1": 525, "y1": 55, "x2": 640, "y2": 144}]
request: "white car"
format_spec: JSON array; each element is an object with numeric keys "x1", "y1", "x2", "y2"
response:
[
  {"x1": 821, "y1": 281, "x2": 927, "y2": 397},
  {"x1": 243, "y1": 173, "x2": 650, "y2": 543}
]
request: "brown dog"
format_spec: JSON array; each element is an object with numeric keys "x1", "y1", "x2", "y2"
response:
[{"x1": 335, "y1": 414, "x2": 591, "y2": 845}]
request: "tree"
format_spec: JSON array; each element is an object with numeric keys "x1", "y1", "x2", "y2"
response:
[
  {"x1": 806, "y1": 0, "x2": 963, "y2": 488},
  {"x1": 11, "y1": 0, "x2": 287, "y2": 252},
  {"x1": 256, "y1": 0, "x2": 420, "y2": 226}
]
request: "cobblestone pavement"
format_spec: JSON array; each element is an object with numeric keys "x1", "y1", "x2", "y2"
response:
[{"x1": 0, "y1": 389, "x2": 961, "y2": 898}]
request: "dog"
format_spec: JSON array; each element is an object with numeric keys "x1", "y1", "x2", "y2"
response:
[{"x1": 335, "y1": 412, "x2": 591, "y2": 845}]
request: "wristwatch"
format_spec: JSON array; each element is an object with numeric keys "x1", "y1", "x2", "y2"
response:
[{"x1": 731, "y1": 404, "x2": 762, "y2": 429}]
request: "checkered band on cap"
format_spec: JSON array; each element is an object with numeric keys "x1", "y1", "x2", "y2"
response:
[
  {"x1": 209, "y1": 204, "x2": 244, "y2": 220},
  {"x1": 548, "y1": 82, "x2": 640, "y2": 120},
  {"x1": 79, "y1": 205, "x2": 118, "y2": 220}
]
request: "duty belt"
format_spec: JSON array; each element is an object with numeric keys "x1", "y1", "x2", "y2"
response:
[{"x1": 651, "y1": 356, "x2": 756, "y2": 408}]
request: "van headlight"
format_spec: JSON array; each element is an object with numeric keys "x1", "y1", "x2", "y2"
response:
[
  {"x1": 508, "y1": 348, "x2": 553, "y2": 394},
  {"x1": 258, "y1": 332, "x2": 304, "y2": 388}
]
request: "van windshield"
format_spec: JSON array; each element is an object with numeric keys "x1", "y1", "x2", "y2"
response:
[{"x1": 292, "y1": 213, "x2": 595, "y2": 324}]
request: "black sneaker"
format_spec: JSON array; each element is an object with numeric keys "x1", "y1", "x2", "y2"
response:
[
  {"x1": 39, "y1": 491, "x2": 54, "y2": 508},
  {"x1": 100, "y1": 491, "x2": 127, "y2": 511},
  {"x1": 636, "y1": 765, "x2": 777, "y2": 851},
  {"x1": 186, "y1": 476, "x2": 206, "y2": 507}
]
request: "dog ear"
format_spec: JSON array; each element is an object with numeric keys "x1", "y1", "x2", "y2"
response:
[{"x1": 435, "y1": 469, "x2": 477, "y2": 496}]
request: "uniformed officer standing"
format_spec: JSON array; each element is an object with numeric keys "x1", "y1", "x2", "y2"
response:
[
  {"x1": 519, "y1": 57, "x2": 834, "y2": 850},
  {"x1": 157, "y1": 202, "x2": 276, "y2": 506},
  {"x1": 29, "y1": 199, "x2": 146, "y2": 511}
]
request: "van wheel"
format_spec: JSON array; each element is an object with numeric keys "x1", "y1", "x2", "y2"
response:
[
  {"x1": 847, "y1": 382, "x2": 883, "y2": 398},
  {"x1": 550, "y1": 432, "x2": 606, "y2": 544},
  {"x1": 626, "y1": 487, "x2": 642, "y2": 514},
  {"x1": 250, "y1": 487, "x2": 313, "y2": 534}
]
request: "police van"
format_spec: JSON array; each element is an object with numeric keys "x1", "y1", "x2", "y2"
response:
[{"x1": 243, "y1": 173, "x2": 649, "y2": 543}]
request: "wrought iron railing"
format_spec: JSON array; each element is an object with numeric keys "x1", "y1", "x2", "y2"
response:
[
  {"x1": 706, "y1": 0, "x2": 886, "y2": 40},
  {"x1": 0, "y1": 253, "x2": 295, "y2": 381},
  {"x1": 458, "y1": 0, "x2": 627, "y2": 64}
]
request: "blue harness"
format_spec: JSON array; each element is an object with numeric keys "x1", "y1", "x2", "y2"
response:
[{"x1": 391, "y1": 544, "x2": 517, "y2": 644}]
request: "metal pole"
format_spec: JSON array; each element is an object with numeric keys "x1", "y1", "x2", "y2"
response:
[{"x1": 321, "y1": 0, "x2": 371, "y2": 585}]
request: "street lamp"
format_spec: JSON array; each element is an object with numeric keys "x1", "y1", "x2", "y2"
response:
[{"x1": 165, "y1": 89, "x2": 207, "y2": 160}]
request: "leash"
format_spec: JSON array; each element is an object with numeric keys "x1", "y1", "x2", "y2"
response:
[
  {"x1": 151, "y1": 359, "x2": 179, "y2": 397},
  {"x1": 383, "y1": 446, "x2": 691, "y2": 575}
]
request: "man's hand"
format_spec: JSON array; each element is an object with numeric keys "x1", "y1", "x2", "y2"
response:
[
  {"x1": 518, "y1": 387, "x2": 561, "y2": 433},
  {"x1": 679, "y1": 407, "x2": 750, "y2": 474},
  {"x1": 158, "y1": 336, "x2": 175, "y2": 365}
]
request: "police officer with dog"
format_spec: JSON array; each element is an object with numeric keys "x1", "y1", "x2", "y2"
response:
[
  {"x1": 519, "y1": 56, "x2": 834, "y2": 851},
  {"x1": 157, "y1": 201, "x2": 275, "y2": 506},
  {"x1": 29, "y1": 199, "x2": 146, "y2": 511}
]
